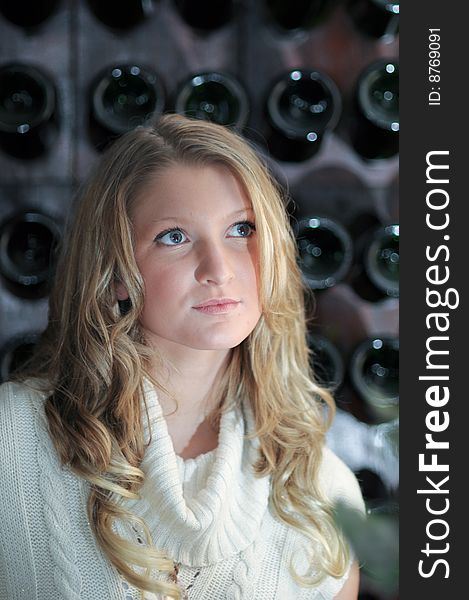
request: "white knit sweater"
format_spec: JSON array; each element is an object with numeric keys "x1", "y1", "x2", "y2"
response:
[{"x1": 0, "y1": 380, "x2": 365, "y2": 599}]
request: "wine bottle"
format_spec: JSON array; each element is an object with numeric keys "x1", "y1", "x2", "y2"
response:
[
  {"x1": 89, "y1": 64, "x2": 165, "y2": 151},
  {"x1": 0, "y1": 210, "x2": 61, "y2": 298},
  {"x1": 0, "y1": 63, "x2": 58, "y2": 160},
  {"x1": 174, "y1": 0, "x2": 234, "y2": 31},
  {"x1": 349, "y1": 336, "x2": 399, "y2": 423},
  {"x1": 350, "y1": 58, "x2": 399, "y2": 160},
  {"x1": 307, "y1": 332, "x2": 345, "y2": 390},
  {"x1": 265, "y1": 69, "x2": 341, "y2": 161},
  {"x1": 351, "y1": 223, "x2": 399, "y2": 302},
  {"x1": 86, "y1": 0, "x2": 156, "y2": 30},
  {"x1": 174, "y1": 72, "x2": 249, "y2": 129},
  {"x1": 0, "y1": 332, "x2": 40, "y2": 382},
  {"x1": 265, "y1": 0, "x2": 336, "y2": 32},
  {"x1": 294, "y1": 216, "x2": 353, "y2": 289},
  {"x1": 346, "y1": 0, "x2": 399, "y2": 39},
  {"x1": 0, "y1": 0, "x2": 60, "y2": 28}
]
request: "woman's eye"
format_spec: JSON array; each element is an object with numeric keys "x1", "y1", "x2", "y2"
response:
[
  {"x1": 230, "y1": 221, "x2": 256, "y2": 237},
  {"x1": 155, "y1": 228, "x2": 187, "y2": 246}
]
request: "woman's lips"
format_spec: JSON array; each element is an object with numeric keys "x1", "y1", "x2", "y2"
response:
[{"x1": 193, "y1": 301, "x2": 240, "y2": 315}]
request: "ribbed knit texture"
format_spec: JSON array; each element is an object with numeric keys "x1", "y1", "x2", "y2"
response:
[
  {"x1": 0, "y1": 380, "x2": 365, "y2": 599},
  {"x1": 125, "y1": 379, "x2": 270, "y2": 569}
]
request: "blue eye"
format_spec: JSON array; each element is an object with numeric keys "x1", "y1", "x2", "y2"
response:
[
  {"x1": 155, "y1": 228, "x2": 187, "y2": 246},
  {"x1": 154, "y1": 220, "x2": 256, "y2": 247},
  {"x1": 230, "y1": 221, "x2": 256, "y2": 237}
]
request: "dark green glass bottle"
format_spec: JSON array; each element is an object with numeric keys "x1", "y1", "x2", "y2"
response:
[
  {"x1": 0, "y1": 63, "x2": 58, "y2": 159},
  {"x1": 0, "y1": 210, "x2": 61, "y2": 298},
  {"x1": 294, "y1": 216, "x2": 353, "y2": 289},
  {"x1": 265, "y1": 69, "x2": 341, "y2": 161},
  {"x1": 351, "y1": 224, "x2": 399, "y2": 301},
  {"x1": 351, "y1": 59, "x2": 399, "y2": 160},
  {"x1": 347, "y1": 0, "x2": 399, "y2": 39},
  {"x1": 349, "y1": 336, "x2": 399, "y2": 422},
  {"x1": 174, "y1": 72, "x2": 249, "y2": 129},
  {"x1": 89, "y1": 63, "x2": 165, "y2": 151}
]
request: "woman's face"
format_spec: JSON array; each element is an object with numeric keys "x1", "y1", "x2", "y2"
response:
[{"x1": 119, "y1": 163, "x2": 262, "y2": 355}]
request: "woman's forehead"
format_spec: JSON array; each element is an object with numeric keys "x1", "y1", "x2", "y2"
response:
[{"x1": 131, "y1": 163, "x2": 254, "y2": 224}]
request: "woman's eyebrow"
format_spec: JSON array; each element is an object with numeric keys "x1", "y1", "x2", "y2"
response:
[{"x1": 151, "y1": 208, "x2": 255, "y2": 224}]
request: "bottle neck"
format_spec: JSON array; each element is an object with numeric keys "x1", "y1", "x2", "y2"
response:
[
  {"x1": 266, "y1": 69, "x2": 341, "y2": 161},
  {"x1": 350, "y1": 336, "x2": 399, "y2": 422},
  {"x1": 0, "y1": 64, "x2": 57, "y2": 159},
  {"x1": 295, "y1": 216, "x2": 353, "y2": 289},
  {"x1": 0, "y1": 211, "x2": 61, "y2": 298},
  {"x1": 174, "y1": 73, "x2": 249, "y2": 129},
  {"x1": 90, "y1": 64, "x2": 165, "y2": 149}
]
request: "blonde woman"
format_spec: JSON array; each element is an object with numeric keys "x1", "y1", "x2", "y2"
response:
[{"x1": 0, "y1": 114, "x2": 365, "y2": 599}]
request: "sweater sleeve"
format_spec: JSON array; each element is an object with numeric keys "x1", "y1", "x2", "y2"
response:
[
  {"x1": 0, "y1": 381, "x2": 84, "y2": 599},
  {"x1": 0, "y1": 381, "x2": 42, "y2": 598},
  {"x1": 300, "y1": 447, "x2": 366, "y2": 599},
  {"x1": 318, "y1": 446, "x2": 366, "y2": 515}
]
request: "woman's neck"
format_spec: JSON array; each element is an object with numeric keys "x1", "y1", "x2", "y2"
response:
[{"x1": 150, "y1": 348, "x2": 231, "y2": 458}]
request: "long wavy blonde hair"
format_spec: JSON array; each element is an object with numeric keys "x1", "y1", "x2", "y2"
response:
[{"x1": 21, "y1": 113, "x2": 349, "y2": 598}]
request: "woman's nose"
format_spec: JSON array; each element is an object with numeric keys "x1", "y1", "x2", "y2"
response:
[{"x1": 194, "y1": 242, "x2": 235, "y2": 286}]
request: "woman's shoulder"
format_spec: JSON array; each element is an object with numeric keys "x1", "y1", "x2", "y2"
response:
[
  {"x1": 0, "y1": 377, "x2": 49, "y2": 413},
  {"x1": 0, "y1": 379, "x2": 52, "y2": 451},
  {"x1": 0, "y1": 377, "x2": 50, "y2": 398},
  {"x1": 318, "y1": 445, "x2": 366, "y2": 515}
]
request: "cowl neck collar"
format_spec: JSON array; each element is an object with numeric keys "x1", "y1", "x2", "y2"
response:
[{"x1": 128, "y1": 380, "x2": 270, "y2": 567}]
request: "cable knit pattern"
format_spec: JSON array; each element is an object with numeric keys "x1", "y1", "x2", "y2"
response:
[
  {"x1": 0, "y1": 380, "x2": 366, "y2": 600},
  {"x1": 227, "y1": 539, "x2": 259, "y2": 600},
  {"x1": 34, "y1": 402, "x2": 83, "y2": 600}
]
